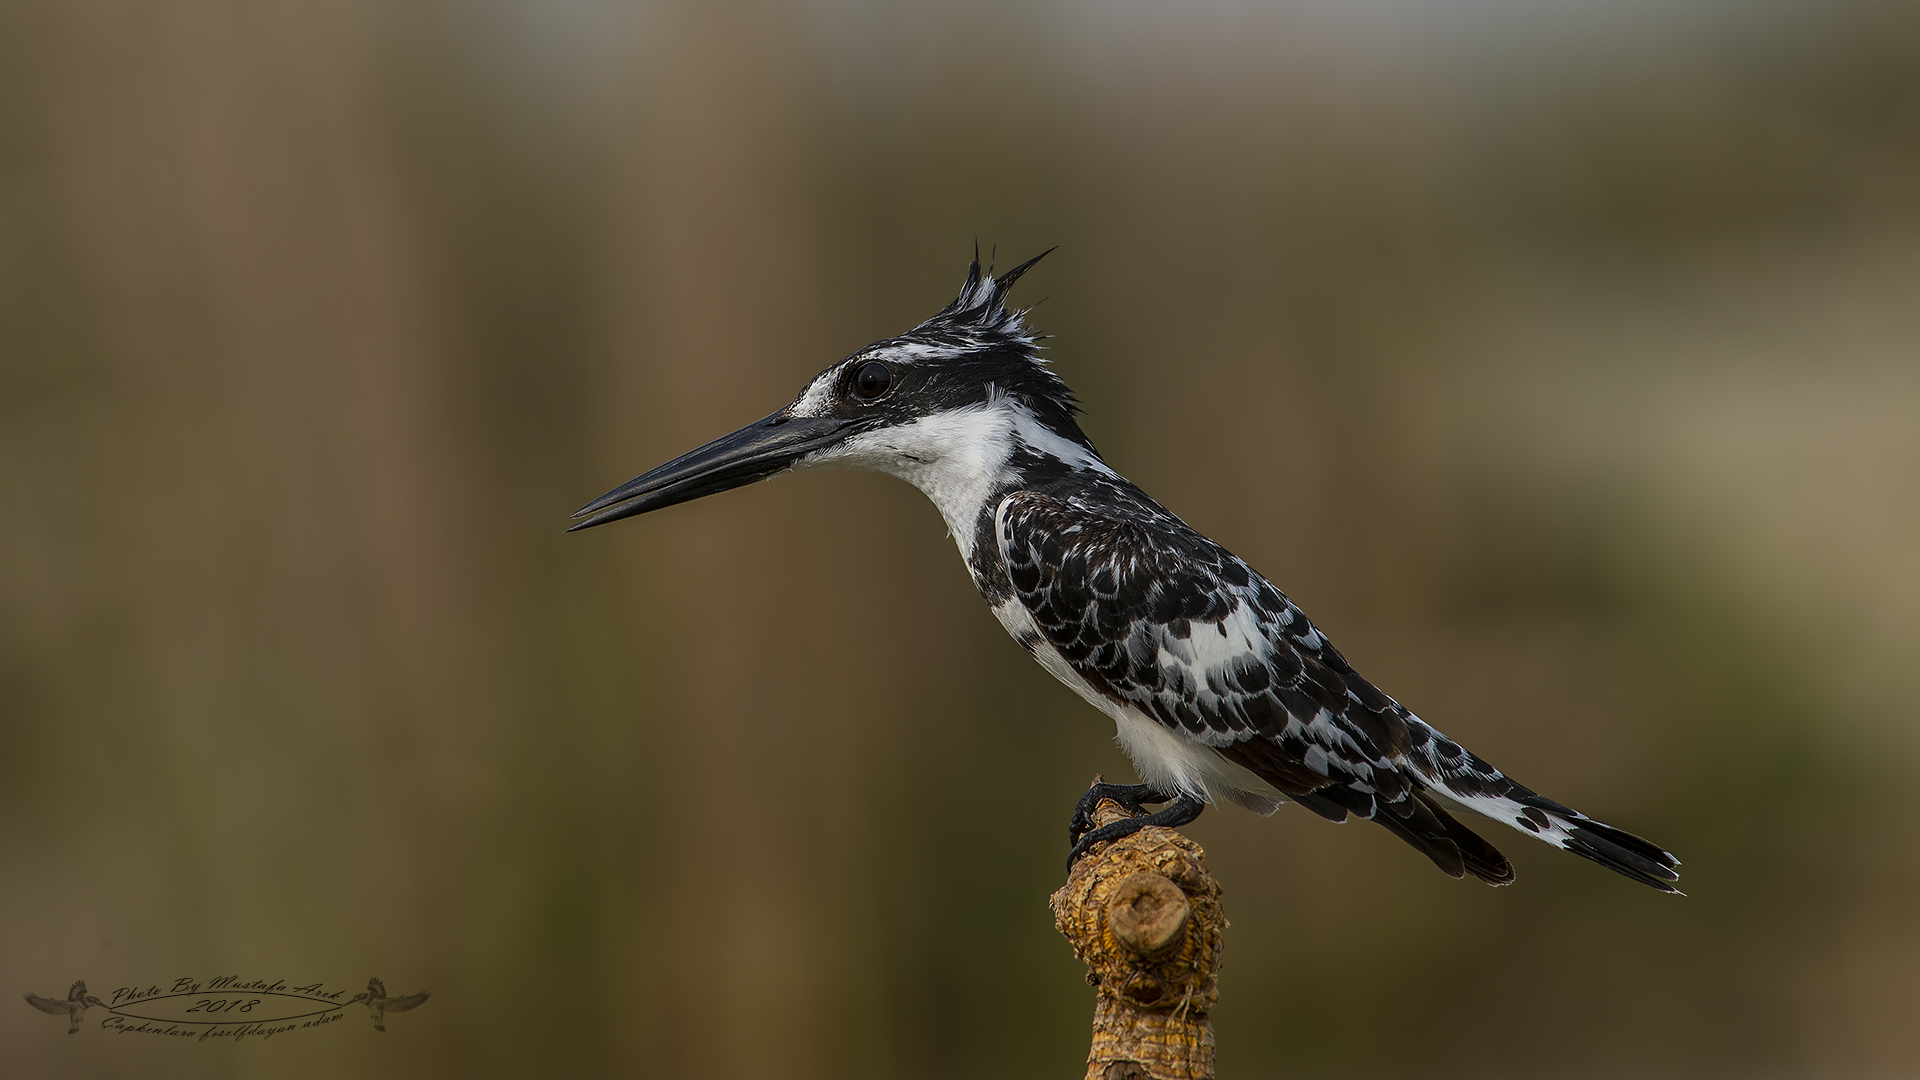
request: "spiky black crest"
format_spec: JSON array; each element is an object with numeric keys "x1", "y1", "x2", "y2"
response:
[
  {"x1": 920, "y1": 245, "x2": 1056, "y2": 341},
  {"x1": 886, "y1": 246, "x2": 1085, "y2": 441}
]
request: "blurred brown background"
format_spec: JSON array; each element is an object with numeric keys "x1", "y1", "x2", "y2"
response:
[{"x1": 3, "y1": 1, "x2": 1918, "y2": 1076}]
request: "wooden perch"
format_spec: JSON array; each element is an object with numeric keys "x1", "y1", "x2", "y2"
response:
[{"x1": 1052, "y1": 791, "x2": 1226, "y2": 1080}]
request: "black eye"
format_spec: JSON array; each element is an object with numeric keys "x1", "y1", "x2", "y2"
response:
[{"x1": 851, "y1": 361, "x2": 894, "y2": 401}]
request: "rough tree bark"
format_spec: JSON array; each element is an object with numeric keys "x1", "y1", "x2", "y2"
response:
[{"x1": 1051, "y1": 789, "x2": 1225, "y2": 1080}]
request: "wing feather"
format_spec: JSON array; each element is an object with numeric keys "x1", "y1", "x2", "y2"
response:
[{"x1": 999, "y1": 488, "x2": 1515, "y2": 885}]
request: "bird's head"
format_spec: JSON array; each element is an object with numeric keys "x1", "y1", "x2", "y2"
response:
[{"x1": 569, "y1": 248, "x2": 1101, "y2": 532}]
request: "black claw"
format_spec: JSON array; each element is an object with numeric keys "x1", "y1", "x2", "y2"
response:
[
  {"x1": 1065, "y1": 794, "x2": 1205, "y2": 869},
  {"x1": 1067, "y1": 782, "x2": 1170, "y2": 846}
]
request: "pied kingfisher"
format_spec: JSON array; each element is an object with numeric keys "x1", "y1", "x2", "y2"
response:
[
  {"x1": 571, "y1": 250, "x2": 1681, "y2": 892},
  {"x1": 348, "y1": 978, "x2": 430, "y2": 1032},
  {"x1": 24, "y1": 980, "x2": 105, "y2": 1034}
]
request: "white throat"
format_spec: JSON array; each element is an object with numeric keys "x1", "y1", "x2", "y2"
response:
[{"x1": 796, "y1": 398, "x2": 1113, "y2": 561}]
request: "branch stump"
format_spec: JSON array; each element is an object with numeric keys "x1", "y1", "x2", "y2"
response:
[{"x1": 1051, "y1": 792, "x2": 1225, "y2": 1080}]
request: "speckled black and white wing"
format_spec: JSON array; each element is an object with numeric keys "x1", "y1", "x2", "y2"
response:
[{"x1": 996, "y1": 489, "x2": 1680, "y2": 891}]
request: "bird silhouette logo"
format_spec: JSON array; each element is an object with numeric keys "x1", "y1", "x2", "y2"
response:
[
  {"x1": 347, "y1": 977, "x2": 429, "y2": 1031},
  {"x1": 23, "y1": 980, "x2": 105, "y2": 1034}
]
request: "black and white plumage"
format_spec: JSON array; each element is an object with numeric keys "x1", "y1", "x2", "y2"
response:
[{"x1": 572, "y1": 250, "x2": 1681, "y2": 893}]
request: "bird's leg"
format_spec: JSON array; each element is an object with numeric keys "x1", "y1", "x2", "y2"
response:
[
  {"x1": 1067, "y1": 789, "x2": 1206, "y2": 867},
  {"x1": 1068, "y1": 782, "x2": 1174, "y2": 846}
]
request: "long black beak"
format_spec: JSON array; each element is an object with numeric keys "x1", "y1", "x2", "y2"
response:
[{"x1": 568, "y1": 410, "x2": 854, "y2": 532}]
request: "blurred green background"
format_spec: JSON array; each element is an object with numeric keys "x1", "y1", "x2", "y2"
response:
[{"x1": 3, "y1": 1, "x2": 1918, "y2": 1076}]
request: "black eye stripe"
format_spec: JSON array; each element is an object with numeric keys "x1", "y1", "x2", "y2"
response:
[{"x1": 851, "y1": 360, "x2": 894, "y2": 401}]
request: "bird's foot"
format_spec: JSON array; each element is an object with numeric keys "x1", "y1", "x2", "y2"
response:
[
  {"x1": 1066, "y1": 785, "x2": 1205, "y2": 868},
  {"x1": 1067, "y1": 782, "x2": 1167, "y2": 846}
]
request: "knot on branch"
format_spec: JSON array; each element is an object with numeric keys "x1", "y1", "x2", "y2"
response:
[{"x1": 1051, "y1": 794, "x2": 1225, "y2": 1080}]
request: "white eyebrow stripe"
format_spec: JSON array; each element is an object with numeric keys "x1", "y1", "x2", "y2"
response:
[
  {"x1": 789, "y1": 340, "x2": 971, "y2": 417},
  {"x1": 884, "y1": 341, "x2": 963, "y2": 361}
]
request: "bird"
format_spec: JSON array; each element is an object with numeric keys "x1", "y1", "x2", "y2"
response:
[
  {"x1": 569, "y1": 249, "x2": 1681, "y2": 893},
  {"x1": 348, "y1": 977, "x2": 429, "y2": 1031},
  {"x1": 24, "y1": 980, "x2": 106, "y2": 1034}
]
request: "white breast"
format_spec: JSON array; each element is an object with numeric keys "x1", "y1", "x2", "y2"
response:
[{"x1": 987, "y1": 593, "x2": 1282, "y2": 814}]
